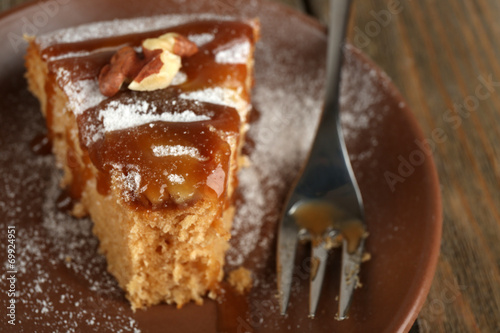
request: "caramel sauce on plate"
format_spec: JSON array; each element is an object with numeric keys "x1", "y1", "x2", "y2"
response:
[
  {"x1": 40, "y1": 20, "x2": 255, "y2": 210},
  {"x1": 292, "y1": 200, "x2": 366, "y2": 253}
]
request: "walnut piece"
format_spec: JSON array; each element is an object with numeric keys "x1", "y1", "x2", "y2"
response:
[{"x1": 98, "y1": 33, "x2": 198, "y2": 97}]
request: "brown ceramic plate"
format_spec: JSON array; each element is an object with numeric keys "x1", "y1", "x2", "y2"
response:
[{"x1": 0, "y1": 0, "x2": 441, "y2": 332}]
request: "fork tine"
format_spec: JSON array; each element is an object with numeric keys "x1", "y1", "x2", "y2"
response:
[
  {"x1": 309, "y1": 240, "x2": 328, "y2": 318},
  {"x1": 338, "y1": 237, "x2": 365, "y2": 320},
  {"x1": 277, "y1": 215, "x2": 300, "y2": 315}
]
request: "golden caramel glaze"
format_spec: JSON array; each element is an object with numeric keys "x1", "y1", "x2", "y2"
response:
[
  {"x1": 78, "y1": 91, "x2": 240, "y2": 210},
  {"x1": 292, "y1": 200, "x2": 366, "y2": 253},
  {"x1": 41, "y1": 20, "x2": 255, "y2": 98},
  {"x1": 39, "y1": 20, "x2": 256, "y2": 210}
]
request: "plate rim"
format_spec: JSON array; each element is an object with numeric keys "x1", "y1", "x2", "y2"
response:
[
  {"x1": 0, "y1": 0, "x2": 443, "y2": 332},
  {"x1": 348, "y1": 45, "x2": 442, "y2": 332}
]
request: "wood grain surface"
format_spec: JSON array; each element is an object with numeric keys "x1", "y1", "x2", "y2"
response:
[
  {"x1": 342, "y1": 1, "x2": 500, "y2": 332},
  {"x1": 1, "y1": 0, "x2": 499, "y2": 332}
]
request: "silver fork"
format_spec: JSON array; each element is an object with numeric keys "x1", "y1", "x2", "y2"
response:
[{"x1": 276, "y1": 0, "x2": 367, "y2": 320}]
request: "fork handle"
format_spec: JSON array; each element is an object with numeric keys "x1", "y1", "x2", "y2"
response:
[
  {"x1": 324, "y1": 0, "x2": 352, "y2": 110},
  {"x1": 290, "y1": 0, "x2": 363, "y2": 217}
]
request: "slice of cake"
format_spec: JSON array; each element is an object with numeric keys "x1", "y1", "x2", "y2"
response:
[{"x1": 25, "y1": 17, "x2": 259, "y2": 309}]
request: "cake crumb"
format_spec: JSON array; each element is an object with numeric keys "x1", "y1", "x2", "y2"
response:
[
  {"x1": 71, "y1": 202, "x2": 87, "y2": 218},
  {"x1": 324, "y1": 235, "x2": 342, "y2": 250},
  {"x1": 227, "y1": 267, "x2": 253, "y2": 295},
  {"x1": 238, "y1": 155, "x2": 252, "y2": 168}
]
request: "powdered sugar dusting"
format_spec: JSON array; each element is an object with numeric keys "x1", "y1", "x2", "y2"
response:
[
  {"x1": 215, "y1": 41, "x2": 251, "y2": 64},
  {"x1": 152, "y1": 144, "x2": 206, "y2": 160},
  {"x1": 9, "y1": 172, "x2": 142, "y2": 332},
  {"x1": 188, "y1": 33, "x2": 215, "y2": 46},
  {"x1": 226, "y1": 168, "x2": 266, "y2": 265},
  {"x1": 167, "y1": 174, "x2": 185, "y2": 184},
  {"x1": 48, "y1": 51, "x2": 91, "y2": 61},
  {"x1": 339, "y1": 45, "x2": 389, "y2": 167},
  {"x1": 180, "y1": 87, "x2": 245, "y2": 110},
  {"x1": 56, "y1": 68, "x2": 105, "y2": 116},
  {"x1": 121, "y1": 169, "x2": 142, "y2": 195},
  {"x1": 171, "y1": 71, "x2": 188, "y2": 86},
  {"x1": 227, "y1": 85, "x2": 320, "y2": 267},
  {"x1": 99, "y1": 100, "x2": 210, "y2": 132},
  {"x1": 340, "y1": 49, "x2": 384, "y2": 142},
  {"x1": 37, "y1": 14, "x2": 232, "y2": 49}
]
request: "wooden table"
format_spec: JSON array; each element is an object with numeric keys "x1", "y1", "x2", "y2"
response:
[{"x1": 1, "y1": 0, "x2": 499, "y2": 332}]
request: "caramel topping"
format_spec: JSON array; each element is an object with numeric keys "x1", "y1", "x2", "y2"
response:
[
  {"x1": 292, "y1": 200, "x2": 366, "y2": 253},
  {"x1": 43, "y1": 20, "x2": 255, "y2": 95},
  {"x1": 40, "y1": 20, "x2": 255, "y2": 210},
  {"x1": 78, "y1": 91, "x2": 239, "y2": 209}
]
